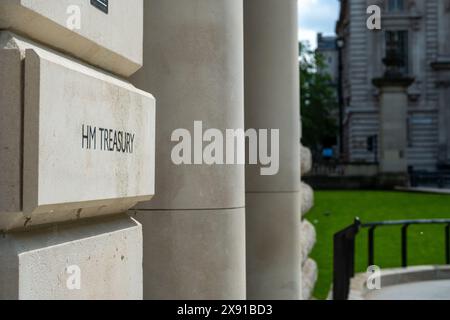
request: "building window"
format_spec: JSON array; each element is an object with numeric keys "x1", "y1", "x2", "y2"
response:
[
  {"x1": 388, "y1": 0, "x2": 405, "y2": 12},
  {"x1": 385, "y1": 31, "x2": 409, "y2": 74}
]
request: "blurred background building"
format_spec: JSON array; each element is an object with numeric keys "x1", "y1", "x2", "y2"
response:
[
  {"x1": 337, "y1": 0, "x2": 450, "y2": 173},
  {"x1": 317, "y1": 33, "x2": 339, "y2": 84}
]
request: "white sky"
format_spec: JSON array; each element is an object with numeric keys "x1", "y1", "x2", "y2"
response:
[{"x1": 298, "y1": 0, "x2": 340, "y2": 48}]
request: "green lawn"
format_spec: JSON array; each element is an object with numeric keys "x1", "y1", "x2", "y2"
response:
[{"x1": 308, "y1": 191, "x2": 450, "y2": 299}]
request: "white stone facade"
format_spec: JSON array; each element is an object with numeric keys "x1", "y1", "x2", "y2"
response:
[
  {"x1": 0, "y1": 0, "x2": 309, "y2": 300},
  {"x1": 0, "y1": 0, "x2": 154, "y2": 299}
]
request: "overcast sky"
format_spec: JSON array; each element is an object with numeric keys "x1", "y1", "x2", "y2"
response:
[{"x1": 298, "y1": 0, "x2": 340, "y2": 48}]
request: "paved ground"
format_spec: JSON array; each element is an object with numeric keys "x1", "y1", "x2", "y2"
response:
[{"x1": 365, "y1": 280, "x2": 450, "y2": 300}]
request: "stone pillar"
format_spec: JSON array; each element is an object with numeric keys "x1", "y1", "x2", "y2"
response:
[
  {"x1": 244, "y1": 0, "x2": 302, "y2": 299},
  {"x1": 0, "y1": 1, "x2": 154, "y2": 299},
  {"x1": 373, "y1": 77, "x2": 414, "y2": 181},
  {"x1": 130, "y1": 0, "x2": 246, "y2": 300},
  {"x1": 433, "y1": 62, "x2": 450, "y2": 164},
  {"x1": 437, "y1": 81, "x2": 450, "y2": 163}
]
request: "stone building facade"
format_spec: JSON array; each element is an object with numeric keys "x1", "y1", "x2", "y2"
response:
[
  {"x1": 337, "y1": 0, "x2": 450, "y2": 172},
  {"x1": 0, "y1": 0, "x2": 154, "y2": 299},
  {"x1": 300, "y1": 146, "x2": 317, "y2": 300},
  {"x1": 0, "y1": 0, "x2": 311, "y2": 300},
  {"x1": 317, "y1": 33, "x2": 339, "y2": 85}
]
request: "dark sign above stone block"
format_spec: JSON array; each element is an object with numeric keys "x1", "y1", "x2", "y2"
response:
[{"x1": 91, "y1": 0, "x2": 108, "y2": 14}]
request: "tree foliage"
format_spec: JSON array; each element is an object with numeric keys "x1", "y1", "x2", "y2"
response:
[{"x1": 300, "y1": 42, "x2": 338, "y2": 153}]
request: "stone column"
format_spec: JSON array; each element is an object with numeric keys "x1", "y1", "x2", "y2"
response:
[
  {"x1": 373, "y1": 77, "x2": 414, "y2": 183},
  {"x1": 244, "y1": 0, "x2": 302, "y2": 299},
  {"x1": 437, "y1": 81, "x2": 450, "y2": 163},
  {"x1": 130, "y1": 0, "x2": 246, "y2": 300}
]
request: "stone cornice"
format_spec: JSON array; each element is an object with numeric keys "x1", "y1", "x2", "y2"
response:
[
  {"x1": 373, "y1": 76, "x2": 415, "y2": 88},
  {"x1": 431, "y1": 61, "x2": 450, "y2": 71}
]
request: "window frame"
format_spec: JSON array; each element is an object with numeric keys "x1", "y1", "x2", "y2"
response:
[
  {"x1": 387, "y1": 0, "x2": 405, "y2": 13},
  {"x1": 384, "y1": 30, "x2": 410, "y2": 75}
]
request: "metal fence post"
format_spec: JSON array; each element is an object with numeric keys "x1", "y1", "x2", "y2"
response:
[
  {"x1": 368, "y1": 226, "x2": 376, "y2": 267},
  {"x1": 446, "y1": 224, "x2": 450, "y2": 265},
  {"x1": 402, "y1": 224, "x2": 409, "y2": 268},
  {"x1": 333, "y1": 218, "x2": 360, "y2": 300}
]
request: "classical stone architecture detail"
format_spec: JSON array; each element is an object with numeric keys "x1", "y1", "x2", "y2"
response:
[
  {"x1": 301, "y1": 182, "x2": 315, "y2": 217},
  {"x1": 301, "y1": 145, "x2": 313, "y2": 176},
  {"x1": 302, "y1": 258, "x2": 318, "y2": 301},
  {"x1": 373, "y1": 71, "x2": 414, "y2": 185},
  {"x1": 0, "y1": 1, "x2": 307, "y2": 301},
  {"x1": 0, "y1": 0, "x2": 144, "y2": 76},
  {"x1": 300, "y1": 219, "x2": 317, "y2": 264},
  {"x1": 0, "y1": 32, "x2": 155, "y2": 232},
  {"x1": 244, "y1": 0, "x2": 302, "y2": 300},
  {"x1": 337, "y1": 0, "x2": 450, "y2": 171},
  {"x1": 0, "y1": 216, "x2": 143, "y2": 300},
  {"x1": 300, "y1": 145, "x2": 318, "y2": 300},
  {"x1": 130, "y1": 0, "x2": 246, "y2": 300},
  {"x1": 0, "y1": 1, "x2": 154, "y2": 300}
]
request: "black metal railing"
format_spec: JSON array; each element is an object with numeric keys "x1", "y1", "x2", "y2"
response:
[{"x1": 333, "y1": 218, "x2": 450, "y2": 300}]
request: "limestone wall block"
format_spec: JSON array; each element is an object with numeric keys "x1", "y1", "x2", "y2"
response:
[
  {"x1": 244, "y1": 0, "x2": 302, "y2": 300},
  {"x1": 300, "y1": 219, "x2": 317, "y2": 264},
  {"x1": 131, "y1": 208, "x2": 246, "y2": 300},
  {"x1": 0, "y1": 0, "x2": 144, "y2": 76},
  {"x1": 0, "y1": 215, "x2": 143, "y2": 300}
]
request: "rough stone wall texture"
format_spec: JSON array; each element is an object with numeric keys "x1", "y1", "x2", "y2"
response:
[
  {"x1": 301, "y1": 182, "x2": 314, "y2": 217},
  {"x1": 300, "y1": 144, "x2": 317, "y2": 300}
]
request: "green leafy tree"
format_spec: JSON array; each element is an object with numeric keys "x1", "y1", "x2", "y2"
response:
[{"x1": 300, "y1": 42, "x2": 338, "y2": 154}]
